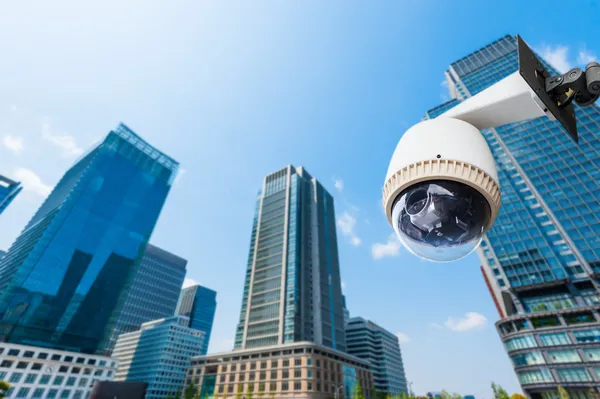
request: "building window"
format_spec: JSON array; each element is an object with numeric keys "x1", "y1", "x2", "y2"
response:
[
  {"x1": 241, "y1": 364, "x2": 246, "y2": 371},
  {"x1": 66, "y1": 377, "x2": 77, "y2": 386},
  {"x1": 583, "y1": 348, "x2": 600, "y2": 360},
  {"x1": 64, "y1": 356, "x2": 73, "y2": 363},
  {"x1": 261, "y1": 362, "x2": 267, "y2": 369},
  {"x1": 220, "y1": 375, "x2": 226, "y2": 383},
  {"x1": 294, "y1": 369, "x2": 301, "y2": 378},
  {"x1": 87, "y1": 359, "x2": 96, "y2": 366},
  {"x1": 504, "y1": 335, "x2": 537, "y2": 351},
  {"x1": 249, "y1": 372, "x2": 255, "y2": 380},
  {"x1": 316, "y1": 360, "x2": 320, "y2": 367},
  {"x1": 60, "y1": 390, "x2": 71, "y2": 399},
  {"x1": 23, "y1": 351, "x2": 34, "y2": 358},
  {"x1": 59, "y1": 366, "x2": 69, "y2": 373},
  {"x1": 271, "y1": 360, "x2": 278, "y2": 368},
  {"x1": 511, "y1": 352, "x2": 545, "y2": 366},
  {"x1": 307, "y1": 370, "x2": 312, "y2": 378},
  {"x1": 37, "y1": 353, "x2": 48, "y2": 360},
  {"x1": 9, "y1": 373, "x2": 23, "y2": 383},
  {"x1": 25, "y1": 374, "x2": 37, "y2": 384},
  {"x1": 0, "y1": 360, "x2": 13, "y2": 368},
  {"x1": 76, "y1": 358, "x2": 85, "y2": 364},
  {"x1": 270, "y1": 383, "x2": 276, "y2": 392},
  {"x1": 324, "y1": 372, "x2": 329, "y2": 381},
  {"x1": 317, "y1": 371, "x2": 321, "y2": 379},
  {"x1": 547, "y1": 350, "x2": 582, "y2": 363},
  {"x1": 539, "y1": 332, "x2": 571, "y2": 346},
  {"x1": 51, "y1": 355, "x2": 61, "y2": 361},
  {"x1": 294, "y1": 382, "x2": 301, "y2": 391},
  {"x1": 295, "y1": 358, "x2": 301, "y2": 366},
  {"x1": 556, "y1": 368, "x2": 591, "y2": 382},
  {"x1": 308, "y1": 382, "x2": 312, "y2": 391},
  {"x1": 16, "y1": 387, "x2": 30, "y2": 398},
  {"x1": 270, "y1": 370, "x2": 277, "y2": 379},
  {"x1": 282, "y1": 370, "x2": 289, "y2": 379},
  {"x1": 317, "y1": 383, "x2": 321, "y2": 391},
  {"x1": 31, "y1": 363, "x2": 42, "y2": 371},
  {"x1": 78, "y1": 378, "x2": 88, "y2": 387},
  {"x1": 218, "y1": 386, "x2": 224, "y2": 394},
  {"x1": 239, "y1": 374, "x2": 245, "y2": 382},
  {"x1": 282, "y1": 360, "x2": 289, "y2": 367},
  {"x1": 228, "y1": 374, "x2": 234, "y2": 382},
  {"x1": 7, "y1": 349, "x2": 19, "y2": 356},
  {"x1": 231, "y1": 364, "x2": 237, "y2": 372},
  {"x1": 32, "y1": 388, "x2": 45, "y2": 398},
  {"x1": 250, "y1": 362, "x2": 256, "y2": 370},
  {"x1": 517, "y1": 369, "x2": 554, "y2": 384},
  {"x1": 47, "y1": 389, "x2": 59, "y2": 399},
  {"x1": 228, "y1": 386, "x2": 234, "y2": 393},
  {"x1": 260, "y1": 372, "x2": 266, "y2": 380},
  {"x1": 573, "y1": 329, "x2": 600, "y2": 343},
  {"x1": 282, "y1": 383, "x2": 289, "y2": 391},
  {"x1": 73, "y1": 391, "x2": 84, "y2": 399},
  {"x1": 40, "y1": 375, "x2": 52, "y2": 385}
]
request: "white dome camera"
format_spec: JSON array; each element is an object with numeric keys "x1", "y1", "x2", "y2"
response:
[
  {"x1": 382, "y1": 118, "x2": 500, "y2": 262},
  {"x1": 383, "y1": 36, "x2": 596, "y2": 262}
]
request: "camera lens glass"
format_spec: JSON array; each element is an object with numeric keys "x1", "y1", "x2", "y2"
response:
[{"x1": 391, "y1": 180, "x2": 491, "y2": 262}]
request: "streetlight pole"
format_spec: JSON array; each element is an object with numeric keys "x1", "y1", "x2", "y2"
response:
[{"x1": 332, "y1": 384, "x2": 344, "y2": 399}]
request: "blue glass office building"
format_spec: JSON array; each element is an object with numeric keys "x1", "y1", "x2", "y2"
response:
[
  {"x1": 0, "y1": 123, "x2": 178, "y2": 356},
  {"x1": 428, "y1": 35, "x2": 600, "y2": 397},
  {"x1": 234, "y1": 165, "x2": 346, "y2": 351},
  {"x1": 0, "y1": 175, "x2": 22, "y2": 216},
  {"x1": 346, "y1": 317, "x2": 408, "y2": 396},
  {"x1": 176, "y1": 284, "x2": 217, "y2": 355},
  {"x1": 113, "y1": 315, "x2": 205, "y2": 399},
  {"x1": 109, "y1": 243, "x2": 188, "y2": 352}
]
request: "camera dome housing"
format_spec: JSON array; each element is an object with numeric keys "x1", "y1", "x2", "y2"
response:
[{"x1": 383, "y1": 118, "x2": 501, "y2": 262}]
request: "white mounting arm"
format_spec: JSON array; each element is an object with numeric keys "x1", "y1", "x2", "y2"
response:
[{"x1": 439, "y1": 72, "x2": 555, "y2": 129}]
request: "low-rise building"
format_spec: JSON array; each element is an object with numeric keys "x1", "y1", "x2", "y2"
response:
[
  {"x1": 0, "y1": 342, "x2": 117, "y2": 399},
  {"x1": 186, "y1": 341, "x2": 374, "y2": 399},
  {"x1": 113, "y1": 315, "x2": 205, "y2": 399}
]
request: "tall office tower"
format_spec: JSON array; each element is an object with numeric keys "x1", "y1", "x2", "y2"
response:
[
  {"x1": 176, "y1": 284, "x2": 217, "y2": 355},
  {"x1": 428, "y1": 35, "x2": 600, "y2": 397},
  {"x1": 113, "y1": 315, "x2": 205, "y2": 399},
  {"x1": 346, "y1": 317, "x2": 408, "y2": 396},
  {"x1": 0, "y1": 123, "x2": 178, "y2": 355},
  {"x1": 0, "y1": 175, "x2": 22, "y2": 216},
  {"x1": 342, "y1": 295, "x2": 350, "y2": 328},
  {"x1": 234, "y1": 165, "x2": 346, "y2": 351},
  {"x1": 109, "y1": 244, "x2": 188, "y2": 351}
]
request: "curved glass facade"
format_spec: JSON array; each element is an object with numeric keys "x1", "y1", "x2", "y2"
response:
[{"x1": 0, "y1": 123, "x2": 178, "y2": 355}]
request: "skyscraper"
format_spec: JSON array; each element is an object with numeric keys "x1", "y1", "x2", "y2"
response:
[
  {"x1": 429, "y1": 35, "x2": 600, "y2": 397},
  {"x1": 0, "y1": 123, "x2": 178, "y2": 355},
  {"x1": 346, "y1": 317, "x2": 408, "y2": 396},
  {"x1": 234, "y1": 165, "x2": 346, "y2": 351},
  {"x1": 0, "y1": 175, "x2": 22, "y2": 216},
  {"x1": 113, "y1": 315, "x2": 205, "y2": 399},
  {"x1": 176, "y1": 284, "x2": 217, "y2": 355},
  {"x1": 109, "y1": 243, "x2": 188, "y2": 351}
]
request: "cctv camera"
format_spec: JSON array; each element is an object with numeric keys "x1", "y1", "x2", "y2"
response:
[{"x1": 382, "y1": 118, "x2": 501, "y2": 262}]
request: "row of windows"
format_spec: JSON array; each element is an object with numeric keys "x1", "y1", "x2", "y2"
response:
[
  {"x1": 6, "y1": 387, "x2": 87, "y2": 399},
  {"x1": 0, "y1": 348, "x2": 112, "y2": 367},
  {"x1": 518, "y1": 367, "x2": 600, "y2": 384},
  {"x1": 505, "y1": 329, "x2": 600, "y2": 352}
]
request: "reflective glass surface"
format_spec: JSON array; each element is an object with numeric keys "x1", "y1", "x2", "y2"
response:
[
  {"x1": 176, "y1": 285, "x2": 217, "y2": 355},
  {"x1": 0, "y1": 123, "x2": 178, "y2": 355}
]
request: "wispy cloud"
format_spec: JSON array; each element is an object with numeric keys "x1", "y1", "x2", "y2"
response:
[
  {"x1": 396, "y1": 332, "x2": 411, "y2": 344},
  {"x1": 334, "y1": 179, "x2": 344, "y2": 193},
  {"x1": 337, "y1": 212, "x2": 361, "y2": 246},
  {"x1": 182, "y1": 277, "x2": 199, "y2": 288},
  {"x1": 429, "y1": 322, "x2": 443, "y2": 329},
  {"x1": 444, "y1": 312, "x2": 487, "y2": 332},
  {"x1": 440, "y1": 79, "x2": 450, "y2": 102},
  {"x1": 578, "y1": 48, "x2": 597, "y2": 65},
  {"x1": 174, "y1": 168, "x2": 187, "y2": 186},
  {"x1": 42, "y1": 122, "x2": 84, "y2": 157},
  {"x1": 539, "y1": 44, "x2": 571, "y2": 73},
  {"x1": 3, "y1": 135, "x2": 24, "y2": 154},
  {"x1": 341, "y1": 281, "x2": 346, "y2": 290},
  {"x1": 13, "y1": 168, "x2": 52, "y2": 197},
  {"x1": 371, "y1": 234, "x2": 401, "y2": 260}
]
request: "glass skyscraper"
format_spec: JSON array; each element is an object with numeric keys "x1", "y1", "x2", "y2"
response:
[
  {"x1": 109, "y1": 243, "x2": 188, "y2": 352},
  {"x1": 0, "y1": 175, "x2": 22, "y2": 216},
  {"x1": 428, "y1": 35, "x2": 600, "y2": 397},
  {"x1": 176, "y1": 284, "x2": 217, "y2": 355},
  {"x1": 0, "y1": 123, "x2": 178, "y2": 356},
  {"x1": 234, "y1": 165, "x2": 346, "y2": 351},
  {"x1": 346, "y1": 317, "x2": 408, "y2": 396}
]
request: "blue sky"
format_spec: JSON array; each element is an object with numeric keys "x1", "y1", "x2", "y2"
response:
[{"x1": 1, "y1": 1, "x2": 599, "y2": 398}]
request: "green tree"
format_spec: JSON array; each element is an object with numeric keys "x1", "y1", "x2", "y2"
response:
[
  {"x1": 558, "y1": 386, "x2": 570, "y2": 399},
  {"x1": 185, "y1": 383, "x2": 198, "y2": 399},
  {"x1": 0, "y1": 381, "x2": 10, "y2": 399},
  {"x1": 355, "y1": 381, "x2": 365, "y2": 399},
  {"x1": 235, "y1": 385, "x2": 243, "y2": 399},
  {"x1": 257, "y1": 383, "x2": 265, "y2": 399},
  {"x1": 176, "y1": 387, "x2": 183, "y2": 399},
  {"x1": 248, "y1": 383, "x2": 255, "y2": 399},
  {"x1": 492, "y1": 383, "x2": 510, "y2": 399},
  {"x1": 510, "y1": 394, "x2": 527, "y2": 399},
  {"x1": 166, "y1": 391, "x2": 175, "y2": 399},
  {"x1": 269, "y1": 389, "x2": 276, "y2": 399}
]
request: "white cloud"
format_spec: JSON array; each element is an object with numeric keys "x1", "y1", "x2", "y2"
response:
[
  {"x1": 440, "y1": 79, "x2": 450, "y2": 102},
  {"x1": 42, "y1": 122, "x2": 84, "y2": 157},
  {"x1": 539, "y1": 44, "x2": 571, "y2": 73},
  {"x1": 334, "y1": 179, "x2": 344, "y2": 192},
  {"x1": 341, "y1": 280, "x2": 346, "y2": 290},
  {"x1": 371, "y1": 234, "x2": 401, "y2": 260},
  {"x1": 13, "y1": 168, "x2": 52, "y2": 197},
  {"x1": 578, "y1": 49, "x2": 597, "y2": 65},
  {"x1": 337, "y1": 212, "x2": 361, "y2": 246},
  {"x1": 3, "y1": 136, "x2": 24, "y2": 153},
  {"x1": 174, "y1": 168, "x2": 187, "y2": 186},
  {"x1": 396, "y1": 332, "x2": 411, "y2": 344},
  {"x1": 182, "y1": 277, "x2": 199, "y2": 288},
  {"x1": 444, "y1": 312, "x2": 487, "y2": 332},
  {"x1": 429, "y1": 322, "x2": 443, "y2": 329}
]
